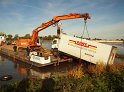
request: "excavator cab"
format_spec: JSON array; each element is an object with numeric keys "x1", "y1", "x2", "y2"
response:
[{"x1": 30, "y1": 37, "x2": 41, "y2": 48}]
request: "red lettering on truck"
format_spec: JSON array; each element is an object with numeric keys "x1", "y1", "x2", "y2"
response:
[{"x1": 68, "y1": 40, "x2": 97, "y2": 50}]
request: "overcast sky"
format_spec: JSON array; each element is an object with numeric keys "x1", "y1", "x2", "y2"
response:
[{"x1": 0, "y1": 0, "x2": 124, "y2": 39}]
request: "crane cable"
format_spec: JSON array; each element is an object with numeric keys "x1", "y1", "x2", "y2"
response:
[
  {"x1": 81, "y1": 20, "x2": 90, "y2": 39},
  {"x1": 79, "y1": 20, "x2": 90, "y2": 61}
]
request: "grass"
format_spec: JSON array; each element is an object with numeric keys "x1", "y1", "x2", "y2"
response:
[{"x1": 67, "y1": 64, "x2": 84, "y2": 78}]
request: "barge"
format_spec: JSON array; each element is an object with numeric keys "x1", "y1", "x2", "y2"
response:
[{"x1": 0, "y1": 45, "x2": 72, "y2": 68}]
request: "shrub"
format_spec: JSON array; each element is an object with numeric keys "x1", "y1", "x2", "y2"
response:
[
  {"x1": 105, "y1": 69, "x2": 124, "y2": 92},
  {"x1": 87, "y1": 63, "x2": 106, "y2": 76},
  {"x1": 67, "y1": 64, "x2": 85, "y2": 78}
]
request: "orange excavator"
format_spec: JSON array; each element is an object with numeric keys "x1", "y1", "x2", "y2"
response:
[{"x1": 16, "y1": 13, "x2": 90, "y2": 51}]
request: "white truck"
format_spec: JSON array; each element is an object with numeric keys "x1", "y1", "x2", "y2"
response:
[{"x1": 52, "y1": 33, "x2": 117, "y2": 65}]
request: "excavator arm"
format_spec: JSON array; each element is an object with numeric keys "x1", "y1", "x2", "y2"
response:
[{"x1": 30, "y1": 13, "x2": 90, "y2": 46}]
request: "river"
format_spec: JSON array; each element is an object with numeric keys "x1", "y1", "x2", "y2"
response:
[
  {"x1": 105, "y1": 43, "x2": 124, "y2": 55},
  {"x1": 0, "y1": 42, "x2": 124, "y2": 86}
]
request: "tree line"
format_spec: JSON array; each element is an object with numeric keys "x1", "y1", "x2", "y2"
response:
[
  {"x1": 6, "y1": 34, "x2": 31, "y2": 44},
  {"x1": 5, "y1": 34, "x2": 57, "y2": 44},
  {"x1": 4, "y1": 33, "x2": 124, "y2": 42}
]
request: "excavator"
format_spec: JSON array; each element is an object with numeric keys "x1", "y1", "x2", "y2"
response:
[{"x1": 16, "y1": 13, "x2": 90, "y2": 56}]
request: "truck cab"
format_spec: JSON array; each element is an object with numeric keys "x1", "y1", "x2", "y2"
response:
[{"x1": 51, "y1": 38, "x2": 59, "y2": 49}]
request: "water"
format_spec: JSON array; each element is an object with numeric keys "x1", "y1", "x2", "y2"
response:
[
  {"x1": 0, "y1": 42, "x2": 124, "y2": 86},
  {"x1": 0, "y1": 53, "x2": 78, "y2": 86},
  {"x1": 105, "y1": 42, "x2": 124, "y2": 63},
  {"x1": 42, "y1": 40, "x2": 52, "y2": 49},
  {"x1": 0, "y1": 56, "x2": 27, "y2": 85},
  {"x1": 105, "y1": 43, "x2": 124, "y2": 55}
]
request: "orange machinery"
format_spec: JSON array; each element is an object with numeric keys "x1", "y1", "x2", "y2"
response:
[{"x1": 16, "y1": 13, "x2": 90, "y2": 50}]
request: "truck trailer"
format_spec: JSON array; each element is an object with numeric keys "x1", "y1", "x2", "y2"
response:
[{"x1": 52, "y1": 33, "x2": 117, "y2": 65}]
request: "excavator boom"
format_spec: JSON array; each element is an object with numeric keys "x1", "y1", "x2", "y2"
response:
[{"x1": 30, "y1": 13, "x2": 90, "y2": 46}]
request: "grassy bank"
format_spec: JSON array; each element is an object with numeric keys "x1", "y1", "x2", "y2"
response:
[{"x1": 0, "y1": 62, "x2": 124, "y2": 92}]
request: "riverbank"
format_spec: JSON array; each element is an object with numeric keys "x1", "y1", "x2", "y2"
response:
[
  {"x1": 94, "y1": 40, "x2": 124, "y2": 43},
  {"x1": 0, "y1": 62, "x2": 124, "y2": 92}
]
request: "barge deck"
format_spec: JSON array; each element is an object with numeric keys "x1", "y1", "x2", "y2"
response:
[{"x1": 0, "y1": 45, "x2": 72, "y2": 68}]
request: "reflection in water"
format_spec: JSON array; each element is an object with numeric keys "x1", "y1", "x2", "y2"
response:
[
  {"x1": 16, "y1": 64, "x2": 29, "y2": 75},
  {"x1": 30, "y1": 69, "x2": 51, "y2": 79},
  {"x1": 14, "y1": 62, "x2": 52, "y2": 80},
  {"x1": 14, "y1": 60, "x2": 77, "y2": 80}
]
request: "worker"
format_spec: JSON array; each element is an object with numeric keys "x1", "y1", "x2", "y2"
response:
[
  {"x1": 26, "y1": 47, "x2": 30, "y2": 56},
  {"x1": 13, "y1": 45, "x2": 17, "y2": 52}
]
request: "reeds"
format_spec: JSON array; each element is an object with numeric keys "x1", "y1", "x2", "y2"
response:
[{"x1": 67, "y1": 64, "x2": 84, "y2": 78}]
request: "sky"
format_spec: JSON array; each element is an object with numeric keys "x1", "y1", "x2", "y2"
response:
[{"x1": 0, "y1": 0, "x2": 124, "y2": 39}]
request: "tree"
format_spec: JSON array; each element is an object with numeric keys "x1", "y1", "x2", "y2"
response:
[
  {"x1": 48, "y1": 35, "x2": 52, "y2": 40},
  {"x1": 24, "y1": 34, "x2": 31, "y2": 39},
  {"x1": 41, "y1": 35, "x2": 58, "y2": 40},
  {"x1": 13, "y1": 34, "x2": 19, "y2": 40},
  {"x1": 121, "y1": 39, "x2": 124, "y2": 41},
  {"x1": 6, "y1": 34, "x2": 13, "y2": 41},
  {"x1": 6, "y1": 34, "x2": 13, "y2": 45},
  {"x1": 116, "y1": 39, "x2": 119, "y2": 41},
  {"x1": 53, "y1": 35, "x2": 57, "y2": 39},
  {"x1": 93, "y1": 38, "x2": 102, "y2": 40}
]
